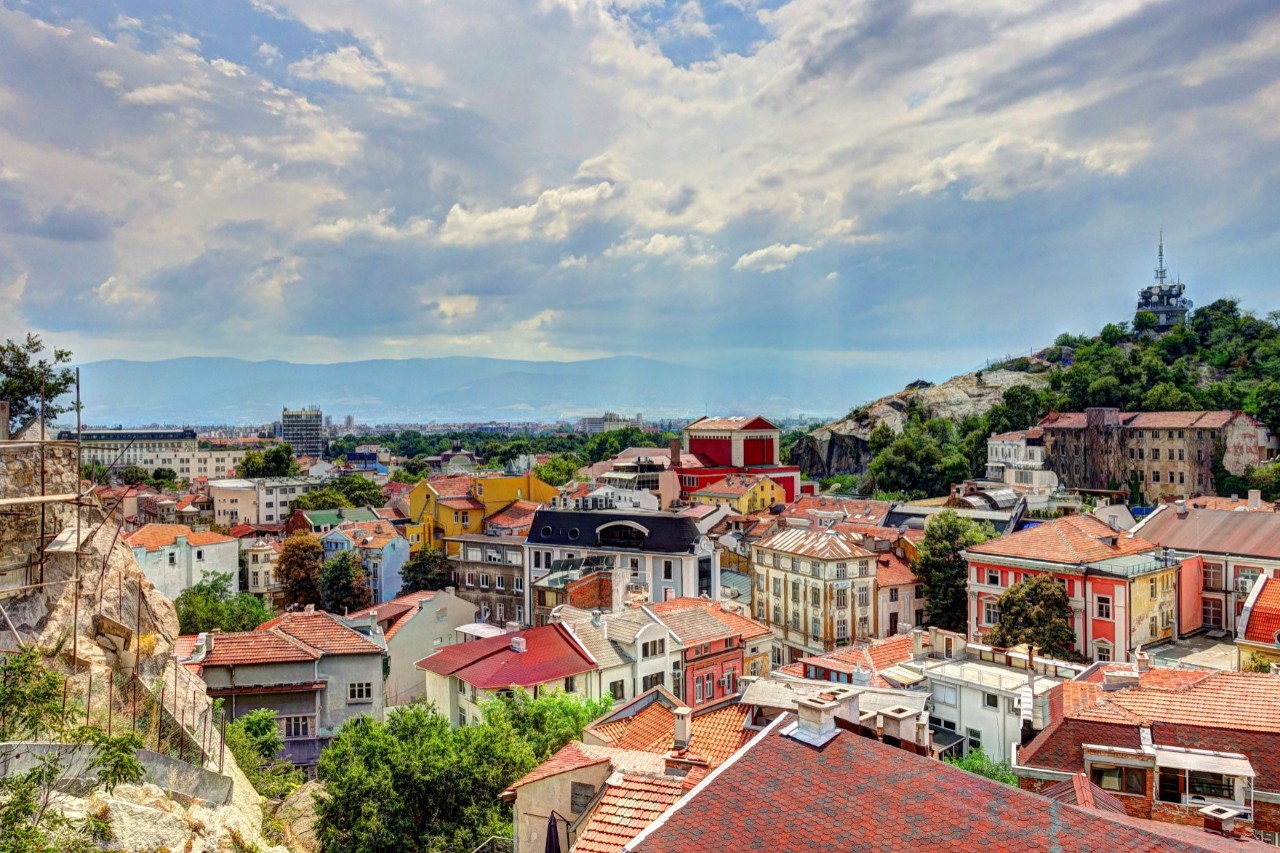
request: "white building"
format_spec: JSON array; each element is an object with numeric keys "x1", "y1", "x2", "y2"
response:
[
  {"x1": 349, "y1": 589, "x2": 478, "y2": 706},
  {"x1": 124, "y1": 524, "x2": 240, "y2": 602},
  {"x1": 550, "y1": 605, "x2": 680, "y2": 705},
  {"x1": 985, "y1": 429, "x2": 1059, "y2": 494},
  {"x1": 207, "y1": 476, "x2": 329, "y2": 526},
  {"x1": 57, "y1": 427, "x2": 249, "y2": 478}
]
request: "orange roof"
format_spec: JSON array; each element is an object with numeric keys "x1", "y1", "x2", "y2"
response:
[
  {"x1": 1186, "y1": 495, "x2": 1277, "y2": 513},
  {"x1": 428, "y1": 474, "x2": 473, "y2": 497},
  {"x1": 779, "y1": 496, "x2": 893, "y2": 525},
  {"x1": 794, "y1": 633, "x2": 922, "y2": 687},
  {"x1": 684, "y1": 416, "x2": 777, "y2": 432},
  {"x1": 348, "y1": 590, "x2": 438, "y2": 642},
  {"x1": 485, "y1": 499, "x2": 541, "y2": 529},
  {"x1": 254, "y1": 610, "x2": 385, "y2": 657},
  {"x1": 574, "y1": 772, "x2": 685, "y2": 853},
  {"x1": 588, "y1": 695, "x2": 751, "y2": 767},
  {"x1": 965, "y1": 514, "x2": 1157, "y2": 565},
  {"x1": 194, "y1": 630, "x2": 321, "y2": 667},
  {"x1": 502, "y1": 741, "x2": 666, "y2": 795},
  {"x1": 1066, "y1": 668, "x2": 1280, "y2": 733},
  {"x1": 875, "y1": 550, "x2": 919, "y2": 586},
  {"x1": 1244, "y1": 576, "x2": 1280, "y2": 645},
  {"x1": 124, "y1": 524, "x2": 236, "y2": 551},
  {"x1": 649, "y1": 598, "x2": 772, "y2": 642}
]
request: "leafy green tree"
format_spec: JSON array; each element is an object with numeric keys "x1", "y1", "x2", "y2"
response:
[
  {"x1": 984, "y1": 574, "x2": 1079, "y2": 660},
  {"x1": 277, "y1": 533, "x2": 324, "y2": 609},
  {"x1": 175, "y1": 572, "x2": 274, "y2": 634},
  {"x1": 911, "y1": 510, "x2": 998, "y2": 632},
  {"x1": 320, "y1": 550, "x2": 373, "y2": 614},
  {"x1": 1098, "y1": 323, "x2": 1127, "y2": 346},
  {"x1": 480, "y1": 688, "x2": 613, "y2": 760},
  {"x1": 80, "y1": 463, "x2": 111, "y2": 485},
  {"x1": 316, "y1": 704, "x2": 537, "y2": 853},
  {"x1": 118, "y1": 466, "x2": 150, "y2": 485},
  {"x1": 944, "y1": 746, "x2": 1017, "y2": 786},
  {"x1": 1253, "y1": 380, "x2": 1280, "y2": 432},
  {"x1": 0, "y1": 647, "x2": 145, "y2": 852},
  {"x1": 533, "y1": 455, "x2": 582, "y2": 487},
  {"x1": 238, "y1": 443, "x2": 301, "y2": 478},
  {"x1": 1140, "y1": 381, "x2": 1198, "y2": 412},
  {"x1": 224, "y1": 709, "x2": 303, "y2": 799},
  {"x1": 400, "y1": 547, "x2": 451, "y2": 594},
  {"x1": 867, "y1": 422, "x2": 896, "y2": 454},
  {"x1": 585, "y1": 431, "x2": 622, "y2": 463},
  {"x1": 331, "y1": 475, "x2": 384, "y2": 507},
  {"x1": 0, "y1": 334, "x2": 77, "y2": 433},
  {"x1": 290, "y1": 489, "x2": 353, "y2": 511},
  {"x1": 1133, "y1": 310, "x2": 1159, "y2": 334}
]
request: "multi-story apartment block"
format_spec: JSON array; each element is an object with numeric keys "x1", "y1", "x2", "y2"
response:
[
  {"x1": 281, "y1": 407, "x2": 325, "y2": 457},
  {"x1": 984, "y1": 428, "x2": 1060, "y2": 494},
  {"x1": 405, "y1": 471, "x2": 558, "y2": 553},
  {"x1": 181, "y1": 608, "x2": 386, "y2": 774},
  {"x1": 751, "y1": 527, "x2": 877, "y2": 665},
  {"x1": 241, "y1": 537, "x2": 282, "y2": 605},
  {"x1": 1135, "y1": 500, "x2": 1280, "y2": 634},
  {"x1": 673, "y1": 416, "x2": 805, "y2": 502},
  {"x1": 207, "y1": 476, "x2": 328, "y2": 525},
  {"x1": 578, "y1": 412, "x2": 643, "y2": 434},
  {"x1": 60, "y1": 428, "x2": 251, "y2": 478},
  {"x1": 136, "y1": 493, "x2": 213, "y2": 526},
  {"x1": 524, "y1": 507, "x2": 719, "y2": 620},
  {"x1": 963, "y1": 514, "x2": 1186, "y2": 663},
  {"x1": 321, "y1": 520, "x2": 411, "y2": 604},
  {"x1": 124, "y1": 523, "x2": 239, "y2": 602},
  {"x1": 690, "y1": 474, "x2": 785, "y2": 514},
  {"x1": 1035, "y1": 408, "x2": 1276, "y2": 502},
  {"x1": 446, "y1": 533, "x2": 528, "y2": 626}
]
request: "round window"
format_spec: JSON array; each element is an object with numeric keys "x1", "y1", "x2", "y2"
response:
[
  {"x1": 568, "y1": 528, "x2": 580, "y2": 540},
  {"x1": 541, "y1": 526, "x2": 553, "y2": 538}
]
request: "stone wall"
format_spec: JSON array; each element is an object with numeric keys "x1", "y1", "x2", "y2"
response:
[{"x1": 0, "y1": 440, "x2": 78, "y2": 587}]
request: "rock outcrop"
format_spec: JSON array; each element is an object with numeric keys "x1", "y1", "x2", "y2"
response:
[{"x1": 790, "y1": 369, "x2": 1049, "y2": 478}]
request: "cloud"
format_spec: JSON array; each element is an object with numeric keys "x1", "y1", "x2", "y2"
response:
[
  {"x1": 733, "y1": 242, "x2": 811, "y2": 273},
  {"x1": 256, "y1": 43, "x2": 281, "y2": 65},
  {"x1": 438, "y1": 182, "x2": 619, "y2": 246},
  {"x1": 289, "y1": 46, "x2": 385, "y2": 90}
]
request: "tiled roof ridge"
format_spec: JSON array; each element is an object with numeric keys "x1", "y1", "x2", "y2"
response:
[{"x1": 267, "y1": 624, "x2": 325, "y2": 658}]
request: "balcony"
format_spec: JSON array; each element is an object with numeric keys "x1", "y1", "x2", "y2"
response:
[{"x1": 280, "y1": 738, "x2": 323, "y2": 767}]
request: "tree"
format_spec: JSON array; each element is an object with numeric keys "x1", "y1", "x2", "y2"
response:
[
  {"x1": 150, "y1": 467, "x2": 178, "y2": 485},
  {"x1": 238, "y1": 443, "x2": 300, "y2": 478},
  {"x1": 984, "y1": 574, "x2": 1079, "y2": 660},
  {"x1": 911, "y1": 510, "x2": 998, "y2": 632},
  {"x1": 316, "y1": 704, "x2": 537, "y2": 853},
  {"x1": 944, "y1": 747, "x2": 1017, "y2": 786},
  {"x1": 320, "y1": 550, "x2": 373, "y2": 614},
  {"x1": 1243, "y1": 652, "x2": 1275, "y2": 673},
  {"x1": 277, "y1": 533, "x2": 324, "y2": 609},
  {"x1": 290, "y1": 489, "x2": 353, "y2": 511},
  {"x1": 480, "y1": 688, "x2": 613, "y2": 760},
  {"x1": 0, "y1": 646, "x2": 145, "y2": 852},
  {"x1": 174, "y1": 572, "x2": 274, "y2": 634},
  {"x1": 118, "y1": 466, "x2": 150, "y2": 485},
  {"x1": 223, "y1": 709, "x2": 303, "y2": 799},
  {"x1": 400, "y1": 547, "x2": 451, "y2": 594},
  {"x1": 1133, "y1": 310, "x2": 1158, "y2": 334},
  {"x1": 0, "y1": 334, "x2": 76, "y2": 433},
  {"x1": 533, "y1": 455, "x2": 581, "y2": 487},
  {"x1": 331, "y1": 475, "x2": 384, "y2": 508},
  {"x1": 80, "y1": 463, "x2": 110, "y2": 485}
]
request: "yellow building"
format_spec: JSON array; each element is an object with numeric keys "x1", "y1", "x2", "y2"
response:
[
  {"x1": 406, "y1": 472, "x2": 558, "y2": 554},
  {"x1": 691, "y1": 474, "x2": 785, "y2": 515}
]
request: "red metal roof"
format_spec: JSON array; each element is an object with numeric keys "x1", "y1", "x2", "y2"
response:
[{"x1": 415, "y1": 623, "x2": 595, "y2": 689}]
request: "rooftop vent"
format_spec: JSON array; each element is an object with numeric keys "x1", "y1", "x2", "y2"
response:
[{"x1": 510, "y1": 636, "x2": 527, "y2": 653}]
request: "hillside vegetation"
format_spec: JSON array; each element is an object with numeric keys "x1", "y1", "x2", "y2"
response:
[{"x1": 791, "y1": 297, "x2": 1280, "y2": 501}]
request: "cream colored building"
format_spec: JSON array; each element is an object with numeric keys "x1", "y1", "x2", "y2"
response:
[{"x1": 207, "y1": 476, "x2": 328, "y2": 526}]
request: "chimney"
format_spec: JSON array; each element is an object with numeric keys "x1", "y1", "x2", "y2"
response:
[
  {"x1": 669, "y1": 438, "x2": 682, "y2": 467},
  {"x1": 591, "y1": 609, "x2": 602, "y2": 627},
  {"x1": 304, "y1": 604, "x2": 315, "y2": 614},
  {"x1": 1134, "y1": 647, "x2": 1150, "y2": 673},
  {"x1": 1175, "y1": 499, "x2": 1188, "y2": 519},
  {"x1": 1107, "y1": 514, "x2": 1119, "y2": 531},
  {"x1": 509, "y1": 636, "x2": 527, "y2": 653},
  {"x1": 1198, "y1": 804, "x2": 1241, "y2": 836},
  {"x1": 1101, "y1": 669, "x2": 1140, "y2": 690},
  {"x1": 911, "y1": 628, "x2": 925, "y2": 661},
  {"x1": 1249, "y1": 489, "x2": 1262, "y2": 510},
  {"x1": 828, "y1": 685, "x2": 860, "y2": 723},
  {"x1": 673, "y1": 707, "x2": 692, "y2": 751},
  {"x1": 792, "y1": 694, "x2": 840, "y2": 747},
  {"x1": 505, "y1": 621, "x2": 520, "y2": 633}
]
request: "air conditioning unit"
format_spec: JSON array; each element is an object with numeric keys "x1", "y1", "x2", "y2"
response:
[
  {"x1": 1236, "y1": 577, "x2": 1255, "y2": 594},
  {"x1": 924, "y1": 701, "x2": 935, "y2": 714}
]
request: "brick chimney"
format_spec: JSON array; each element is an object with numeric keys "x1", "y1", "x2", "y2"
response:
[
  {"x1": 669, "y1": 438, "x2": 682, "y2": 468},
  {"x1": 673, "y1": 707, "x2": 692, "y2": 751}
]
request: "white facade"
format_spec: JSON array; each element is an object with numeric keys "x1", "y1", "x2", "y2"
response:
[
  {"x1": 985, "y1": 432, "x2": 1059, "y2": 493},
  {"x1": 130, "y1": 535, "x2": 240, "y2": 602},
  {"x1": 365, "y1": 590, "x2": 478, "y2": 707},
  {"x1": 207, "y1": 476, "x2": 328, "y2": 525}
]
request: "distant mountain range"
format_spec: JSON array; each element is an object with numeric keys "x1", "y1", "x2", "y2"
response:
[{"x1": 71, "y1": 355, "x2": 873, "y2": 426}]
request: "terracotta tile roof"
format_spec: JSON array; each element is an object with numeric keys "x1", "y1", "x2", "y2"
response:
[
  {"x1": 874, "y1": 550, "x2": 918, "y2": 586},
  {"x1": 990, "y1": 430, "x2": 1030, "y2": 442},
  {"x1": 683, "y1": 416, "x2": 777, "y2": 432},
  {"x1": 629, "y1": 717, "x2": 1257, "y2": 853},
  {"x1": 254, "y1": 610, "x2": 384, "y2": 657},
  {"x1": 1136, "y1": 506, "x2": 1280, "y2": 560},
  {"x1": 484, "y1": 499, "x2": 541, "y2": 529},
  {"x1": 778, "y1": 496, "x2": 892, "y2": 526},
  {"x1": 966, "y1": 513, "x2": 1157, "y2": 565},
  {"x1": 588, "y1": 695, "x2": 752, "y2": 767},
  {"x1": 438, "y1": 495, "x2": 485, "y2": 511},
  {"x1": 194, "y1": 630, "x2": 322, "y2": 667},
  {"x1": 124, "y1": 524, "x2": 237, "y2": 551},
  {"x1": 793, "y1": 633, "x2": 921, "y2": 688},
  {"x1": 415, "y1": 623, "x2": 596, "y2": 690},
  {"x1": 1185, "y1": 495, "x2": 1277, "y2": 513},
  {"x1": 502, "y1": 741, "x2": 666, "y2": 795},
  {"x1": 348, "y1": 590, "x2": 438, "y2": 642},
  {"x1": 1040, "y1": 772, "x2": 1129, "y2": 815},
  {"x1": 692, "y1": 475, "x2": 772, "y2": 498},
  {"x1": 428, "y1": 474, "x2": 474, "y2": 497},
  {"x1": 373, "y1": 507, "x2": 406, "y2": 520},
  {"x1": 755, "y1": 527, "x2": 874, "y2": 561},
  {"x1": 1244, "y1": 576, "x2": 1280, "y2": 645},
  {"x1": 575, "y1": 772, "x2": 685, "y2": 853},
  {"x1": 649, "y1": 598, "x2": 772, "y2": 642}
]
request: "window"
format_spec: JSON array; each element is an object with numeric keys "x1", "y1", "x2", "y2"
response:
[
  {"x1": 570, "y1": 781, "x2": 595, "y2": 813},
  {"x1": 810, "y1": 616, "x2": 821, "y2": 639},
  {"x1": 858, "y1": 560, "x2": 869, "y2": 577},
  {"x1": 1091, "y1": 766, "x2": 1146, "y2": 795},
  {"x1": 641, "y1": 639, "x2": 666, "y2": 658},
  {"x1": 168, "y1": 552, "x2": 176, "y2": 566},
  {"x1": 982, "y1": 600, "x2": 1000, "y2": 626},
  {"x1": 1094, "y1": 641, "x2": 1112, "y2": 662},
  {"x1": 835, "y1": 563, "x2": 848, "y2": 580},
  {"x1": 791, "y1": 580, "x2": 800, "y2": 601},
  {"x1": 1203, "y1": 563, "x2": 1224, "y2": 590},
  {"x1": 857, "y1": 586, "x2": 869, "y2": 607},
  {"x1": 694, "y1": 676, "x2": 704, "y2": 703},
  {"x1": 1149, "y1": 577, "x2": 1156, "y2": 597},
  {"x1": 479, "y1": 573, "x2": 490, "y2": 589},
  {"x1": 810, "y1": 587, "x2": 820, "y2": 606},
  {"x1": 915, "y1": 586, "x2": 923, "y2": 599},
  {"x1": 1006, "y1": 697, "x2": 1019, "y2": 715},
  {"x1": 1096, "y1": 595, "x2": 1112, "y2": 619},
  {"x1": 514, "y1": 577, "x2": 524, "y2": 592},
  {"x1": 533, "y1": 551, "x2": 541, "y2": 569},
  {"x1": 857, "y1": 616, "x2": 869, "y2": 638},
  {"x1": 1239, "y1": 567, "x2": 1262, "y2": 592},
  {"x1": 496, "y1": 603, "x2": 505, "y2": 622},
  {"x1": 641, "y1": 672, "x2": 665, "y2": 690},
  {"x1": 756, "y1": 602, "x2": 765, "y2": 620},
  {"x1": 515, "y1": 604, "x2": 524, "y2": 623},
  {"x1": 772, "y1": 578, "x2": 782, "y2": 597},
  {"x1": 1152, "y1": 471, "x2": 1160, "y2": 483},
  {"x1": 967, "y1": 728, "x2": 982, "y2": 750},
  {"x1": 1202, "y1": 597, "x2": 1224, "y2": 628},
  {"x1": 281, "y1": 716, "x2": 312, "y2": 739},
  {"x1": 564, "y1": 676, "x2": 576, "y2": 692},
  {"x1": 835, "y1": 588, "x2": 848, "y2": 609},
  {"x1": 495, "y1": 575, "x2": 505, "y2": 591},
  {"x1": 984, "y1": 692, "x2": 998, "y2": 709},
  {"x1": 986, "y1": 569, "x2": 1001, "y2": 586},
  {"x1": 662, "y1": 560, "x2": 674, "y2": 581},
  {"x1": 1152, "y1": 449, "x2": 1160, "y2": 461},
  {"x1": 348, "y1": 682, "x2": 373, "y2": 703},
  {"x1": 609, "y1": 680, "x2": 625, "y2": 701},
  {"x1": 465, "y1": 572, "x2": 475, "y2": 587},
  {"x1": 835, "y1": 617, "x2": 848, "y2": 640},
  {"x1": 772, "y1": 604, "x2": 782, "y2": 623},
  {"x1": 462, "y1": 513, "x2": 470, "y2": 526},
  {"x1": 889, "y1": 588, "x2": 899, "y2": 603}
]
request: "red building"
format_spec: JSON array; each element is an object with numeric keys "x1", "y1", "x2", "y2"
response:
[
  {"x1": 673, "y1": 416, "x2": 805, "y2": 502},
  {"x1": 649, "y1": 598, "x2": 773, "y2": 709}
]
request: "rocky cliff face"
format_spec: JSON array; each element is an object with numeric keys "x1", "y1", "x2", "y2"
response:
[
  {"x1": 0, "y1": 437, "x2": 292, "y2": 853},
  {"x1": 790, "y1": 369, "x2": 1048, "y2": 478}
]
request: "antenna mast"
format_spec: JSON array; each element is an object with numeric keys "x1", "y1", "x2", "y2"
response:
[{"x1": 1155, "y1": 231, "x2": 1168, "y2": 284}]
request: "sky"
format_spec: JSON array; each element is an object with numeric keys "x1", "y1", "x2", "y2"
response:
[{"x1": 2, "y1": 0, "x2": 1279, "y2": 408}]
